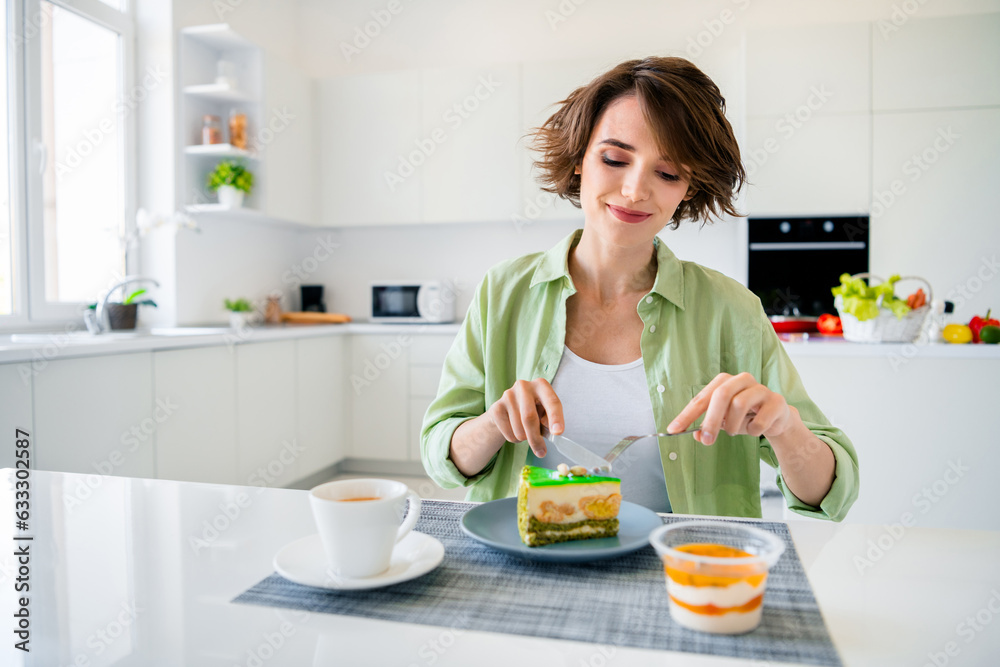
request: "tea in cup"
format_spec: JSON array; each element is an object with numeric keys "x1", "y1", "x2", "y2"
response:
[
  {"x1": 309, "y1": 479, "x2": 422, "y2": 578},
  {"x1": 649, "y1": 520, "x2": 785, "y2": 634}
]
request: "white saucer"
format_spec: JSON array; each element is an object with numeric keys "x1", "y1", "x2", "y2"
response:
[{"x1": 273, "y1": 531, "x2": 444, "y2": 590}]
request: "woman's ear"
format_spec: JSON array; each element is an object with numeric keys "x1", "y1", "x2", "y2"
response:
[
  {"x1": 683, "y1": 188, "x2": 695, "y2": 202},
  {"x1": 574, "y1": 164, "x2": 581, "y2": 175}
]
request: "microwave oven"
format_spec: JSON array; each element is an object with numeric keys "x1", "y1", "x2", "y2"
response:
[{"x1": 370, "y1": 281, "x2": 456, "y2": 323}]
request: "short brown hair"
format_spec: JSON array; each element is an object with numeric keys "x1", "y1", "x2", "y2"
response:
[{"x1": 530, "y1": 57, "x2": 745, "y2": 228}]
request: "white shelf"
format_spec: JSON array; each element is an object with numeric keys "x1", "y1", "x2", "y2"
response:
[
  {"x1": 180, "y1": 24, "x2": 256, "y2": 52},
  {"x1": 183, "y1": 83, "x2": 255, "y2": 103},
  {"x1": 185, "y1": 203, "x2": 266, "y2": 217},
  {"x1": 184, "y1": 143, "x2": 257, "y2": 159}
]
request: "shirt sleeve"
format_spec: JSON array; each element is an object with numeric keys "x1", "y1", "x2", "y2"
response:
[
  {"x1": 757, "y1": 311, "x2": 860, "y2": 522},
  {"x1": 419, "y1": 275, "x2": 499, "y2": 489}
]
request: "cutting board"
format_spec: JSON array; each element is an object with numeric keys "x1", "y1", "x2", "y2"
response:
[{"x1": 280, "y1": 312, "x2": 352, "y2": 324}]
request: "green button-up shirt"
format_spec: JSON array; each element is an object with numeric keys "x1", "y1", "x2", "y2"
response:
[{"x1": 421, "y1": 229, "x2": 859, "y2": 521}]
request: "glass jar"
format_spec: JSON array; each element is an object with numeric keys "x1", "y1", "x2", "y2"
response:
[
  {"x1": 201, "y1": 115, "x2": 222, "y2": 145},
  {"x1": 229, "y1": 110, "x2": 247, "y2": 149}
]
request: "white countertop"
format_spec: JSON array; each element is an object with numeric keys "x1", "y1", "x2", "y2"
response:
[
  {"x1": 0, "y1": 322, "x2": 464, "y2": 363},
  {"x1": 2, "y1": 469, "x2": 998, "y2": 666},
  {"x1": 1, "y1": 322, "x2": 998, "y2": 364}
]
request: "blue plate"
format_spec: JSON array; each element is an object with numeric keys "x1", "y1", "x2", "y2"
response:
[{"x1": 460, "y1": 497, "x2": 663, "y2": 563}]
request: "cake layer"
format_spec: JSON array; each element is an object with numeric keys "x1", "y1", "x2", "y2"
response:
[
  {"x1": 668, "y1": 601, "x2": 763, "y2": 634},
  {"x1": 522, "y1": 520, "x2": 618, "y2": 546},
  {"x1": 665, "y1": 578, "x2": 766, "y2": 607},
  {"x1": 525, "y1": 483, "x2": 621, "y2": 524}
]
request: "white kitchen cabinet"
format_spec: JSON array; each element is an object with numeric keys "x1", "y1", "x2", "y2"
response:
[
  {"x1": 407, "y1": 334, "x2": 457, "y2": 461},
  {"x1": 235, "y1": 340, "x2": 298, "y2": 487},
  {"x1": 872, "y1": 13, "x2": 1000, "y2": 112},
  {"x1": 350, "y1": 335, "x2": 410, "y2": 460},
  {"x1": 419, "y1": 64, "x2": 521, "y2": 223},
  {"x1": 33, "y1": 353, "x2": 155, "y2": 478},
  {"x1": 518, "y1": 58, "x2": 609, "y2": 225},
  {"x1": 870, "y1": 107, "x2": 1000, "y2": 320},
  {"x1": 744, "y1": 113, "x2": 870, "y2": 216},
  {"x1": 789, "y1": 353, "x2": 1000, "y2": 532},
  {"x1": 261, "y1": 51, "x2": 318, "y2": 226},
  {"x1": 153, "y1": 346, "x2": 238, "y2": 484},
  {"x1": 0, "y1": 364, "x2": 32, "y2": 470},
  {"x1": 746, "y1": 22, "x2": 871, "y2": 117},
  {"x1": 295, "y1": 336, "x2": 348, "y2": 478},
  {"x1": 320, "y1": 70, "x2": 422, "y2": 226}
]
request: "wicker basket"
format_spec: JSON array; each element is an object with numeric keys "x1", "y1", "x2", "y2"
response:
[{"x1": 834, "y1": 273, "x2": 932, "y2": 343}]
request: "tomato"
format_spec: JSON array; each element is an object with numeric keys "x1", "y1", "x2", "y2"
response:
[
  {"x1": 817, "y1": 313, "x2": 842, "y2": 335},
  {"x1": 942, "y1": 324, "x2": 973, "y2": 344}
]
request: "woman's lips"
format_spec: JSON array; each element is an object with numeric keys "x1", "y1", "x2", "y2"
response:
[{"x1": 607, "y1": 204, "x2": 652, "y2": 223}]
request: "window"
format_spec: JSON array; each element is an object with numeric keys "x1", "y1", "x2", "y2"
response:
[{"x1": 21, "y1": 0, "x2": 134, "y2": 321}]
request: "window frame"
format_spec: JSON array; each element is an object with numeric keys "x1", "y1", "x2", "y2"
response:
[
  {"x1": 2, "y1": 0, "x2": 30, "y2": 326},
  {"x1": 19, "y1": 0, "x2": 136, "y2": 325}
]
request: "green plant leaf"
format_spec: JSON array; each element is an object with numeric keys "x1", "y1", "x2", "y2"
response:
[{"x1": 122, "y1": 288, "x2": 147, "y2": 305}]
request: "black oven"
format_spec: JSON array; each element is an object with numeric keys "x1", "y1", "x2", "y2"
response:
[{"x1": 748, "y1": 216, "x2": 869, "y2": 317}]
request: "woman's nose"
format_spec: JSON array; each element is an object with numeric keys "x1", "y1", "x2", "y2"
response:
[{"x1": 620, "y1": 167, "x2": 651, "y2": 203}]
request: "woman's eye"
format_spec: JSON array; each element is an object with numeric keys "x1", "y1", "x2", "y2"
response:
[
  {"x1": 659, "y1": 171, "x2": 680, "y2": 182},
  {"x1": 601, "y1": 154, "x2": 626, "y2": 167}
]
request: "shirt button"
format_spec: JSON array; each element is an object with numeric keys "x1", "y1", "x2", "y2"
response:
[
  {"x1": 645, "y1": 296, "x2": 653, "y2": 304},
  {"x1": 649, "y1": 325, "x2": 656, "y2": 333},
  {"x1": 668, "y1": 452, "x2": 678, "y2": 461},
  {"x1": 656, "y1": 384, "x2": 665, "y2": 393}
]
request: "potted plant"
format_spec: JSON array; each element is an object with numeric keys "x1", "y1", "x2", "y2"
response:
[
  {"x1": 88, "y1": 289, "x2": 157, "y2": 331},
  {"x1": 224, "y1": 297, "x2": 255, "y2": 329},
  {"x1": 207, "y1": 160, "x2": 254, "y2": 208}
]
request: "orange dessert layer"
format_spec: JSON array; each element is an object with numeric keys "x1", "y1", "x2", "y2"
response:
[
  {"x1": 664, "y1": 543, "x2": 767, "y2": 587},
  {"x1": 669, "y1": 593, "x2": 764, "y2": 616}
]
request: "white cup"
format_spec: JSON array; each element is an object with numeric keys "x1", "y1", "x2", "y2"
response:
[{"x1": 309, "y1": 478, "x2": 422, "y2": 578}]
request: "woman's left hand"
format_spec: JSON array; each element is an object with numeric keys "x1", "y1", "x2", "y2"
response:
[{"x1": 667, "y1": 372, "x2": 794, "y2": 446}]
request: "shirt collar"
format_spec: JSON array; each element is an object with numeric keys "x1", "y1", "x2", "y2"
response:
[{"x1": 530, "y1": 229, "x2": 686, "y2": 310}]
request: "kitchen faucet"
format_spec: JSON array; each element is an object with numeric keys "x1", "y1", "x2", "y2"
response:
[{"x1": 84, "y1": 276, "x2": 161, "y2": 334}]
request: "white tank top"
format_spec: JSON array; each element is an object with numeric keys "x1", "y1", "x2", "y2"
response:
[{"x1": 526, "y1": 346, "x2": 671, "y2": 512}]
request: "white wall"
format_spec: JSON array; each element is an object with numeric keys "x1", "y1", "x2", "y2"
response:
[{"x1": 146, "y1": 0, "x2": 1000, "y2": 323}]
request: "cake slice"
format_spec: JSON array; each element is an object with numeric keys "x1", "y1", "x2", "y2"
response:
[{"x1": 516, "y1": 465, "x2": 621, "y2": 547}]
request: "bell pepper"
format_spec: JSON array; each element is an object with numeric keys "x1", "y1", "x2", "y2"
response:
[
  {"x1": 817, "y1": 313, "x2": 842, "y2": 335},
  {"x1": 969, "y1": 309, "x2": 999, "y2": 343}
]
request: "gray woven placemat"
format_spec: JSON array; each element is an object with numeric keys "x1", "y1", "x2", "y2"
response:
[{"x1": 233, "y1": 500, "x2": 841, "y2": 665}]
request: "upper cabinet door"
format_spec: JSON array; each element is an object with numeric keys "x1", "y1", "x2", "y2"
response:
[
  {"x1": 419, "y1": 64, "x2": 521, "y2": 224},
  {"x1": 873, "y1": 13, "x2": 1000, "y2": 112},
  {"x1": 320, "y1": 70, "x2": 421, "y2": 226},
  {"x1": 262, "y1": 51, "x2": 318, "y2": 226}
]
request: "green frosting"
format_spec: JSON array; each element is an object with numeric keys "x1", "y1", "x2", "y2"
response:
[{"x1": 520, "y1": 465, "x2": 619, "y2": 487}]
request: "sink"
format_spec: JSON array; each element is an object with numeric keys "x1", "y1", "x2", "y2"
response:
[{"x1": 149, "y1": 327, "x2": 231, "y2": 336}]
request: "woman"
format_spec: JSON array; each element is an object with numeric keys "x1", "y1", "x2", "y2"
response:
[{"x1": 421, "y1": 57, "x2": 858, "y2": 520}]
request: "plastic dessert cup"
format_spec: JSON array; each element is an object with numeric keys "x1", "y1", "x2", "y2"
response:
[{"x1": 649, "y1": 521, "x2": 785, "y2": 634}]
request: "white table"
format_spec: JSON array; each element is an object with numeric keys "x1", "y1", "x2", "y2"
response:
[{"x1": 2, "y1": 469, "x2": 998, "y2": 666}]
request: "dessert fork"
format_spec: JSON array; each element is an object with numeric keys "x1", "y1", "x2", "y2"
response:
[{"x1": 602, "y1": 428, "x2": 701, "y2": 469}]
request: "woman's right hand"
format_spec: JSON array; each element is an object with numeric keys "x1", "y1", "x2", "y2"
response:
[{"x1": 486, "y1": 378, "x2": 564, "y2": 458}]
